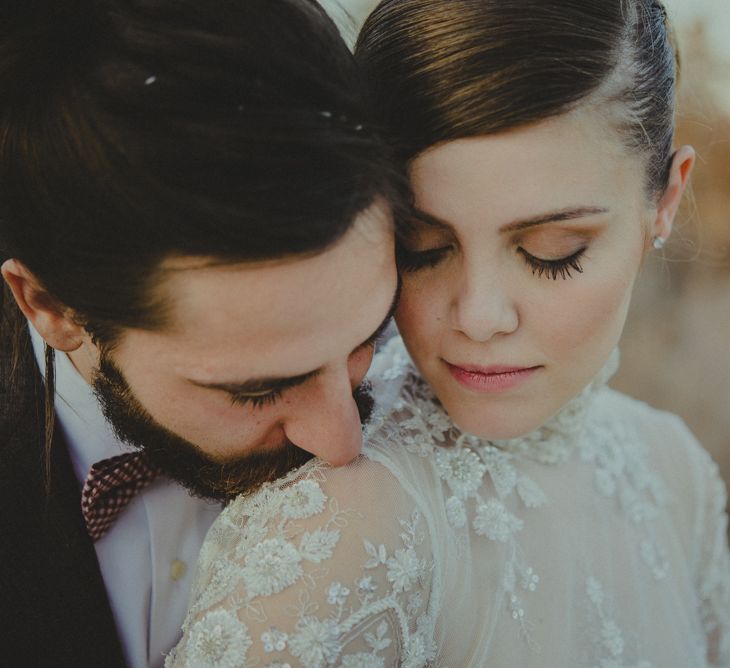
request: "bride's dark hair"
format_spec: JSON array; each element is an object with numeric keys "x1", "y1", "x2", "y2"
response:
[{"x1": 356, "y1": 0, "x2": 678, "y2": 201}]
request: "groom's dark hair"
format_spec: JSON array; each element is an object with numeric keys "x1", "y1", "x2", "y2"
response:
[{"x1": 0, "y1": 0, "x2": 401, "y2": 472}]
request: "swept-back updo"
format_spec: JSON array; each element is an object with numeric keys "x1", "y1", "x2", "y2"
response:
[{"x1": 356, "y1": 0, "x2": 678, "y2": 201}]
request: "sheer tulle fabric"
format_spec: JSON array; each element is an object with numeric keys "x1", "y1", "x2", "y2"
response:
[{"x1": 167, "y1": 338, "x2": 730, "y2": 667}]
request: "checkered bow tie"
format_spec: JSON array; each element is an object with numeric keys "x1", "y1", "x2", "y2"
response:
[{"x1": 81, "y1": 452, "x2": 162, "y2": 541}]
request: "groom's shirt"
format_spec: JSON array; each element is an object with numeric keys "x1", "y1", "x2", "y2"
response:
[{"x1": 30, "y1": 327, "x2": 221, "y2": 668}]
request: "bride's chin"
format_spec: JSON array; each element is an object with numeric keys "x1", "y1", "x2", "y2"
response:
[{"x1": 446, "y1": 403, "x2": 549, "y2": 442}]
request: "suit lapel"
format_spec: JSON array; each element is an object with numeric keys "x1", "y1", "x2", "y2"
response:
[{"x1": 0, "y1": 317, "x2": 127, "y2": 667}]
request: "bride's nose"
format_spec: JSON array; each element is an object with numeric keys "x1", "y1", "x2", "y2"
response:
[{"x1": 451, "y1": 264, "x2": 519, "y2": 342}]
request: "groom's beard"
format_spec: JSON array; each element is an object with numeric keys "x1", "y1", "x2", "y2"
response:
[{"x1": 91, "y1": 350, "x2": 374, "y2": 503}]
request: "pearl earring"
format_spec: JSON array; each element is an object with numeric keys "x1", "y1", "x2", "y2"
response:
[{"x1": 652, "y1": 236, "x2": 666, "y2": 250}]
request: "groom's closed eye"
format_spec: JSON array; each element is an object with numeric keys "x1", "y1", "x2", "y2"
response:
[
  {"x1": 190, "y1": 279, "x2": 401, "y2": 409},
  {"x1": 227, "y1": 320, "x2": 391, "y2": 410}
]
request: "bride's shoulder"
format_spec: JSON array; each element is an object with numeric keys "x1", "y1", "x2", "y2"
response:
[
  {"x1": 597, "y1": 387, "x2": 697, "y2": 447},
  {"x1": 171, "y1": 456, "x2": 437, "y2": 667},
  {"x1": 200, "y1": 455, "x2": 424, "y2": 564},
  {"x1": 235, "y1": 451, "x2": 417, "y2": 510},
  {"x1": 596, "y1": 386, "x2": 720, "y2": 492}
]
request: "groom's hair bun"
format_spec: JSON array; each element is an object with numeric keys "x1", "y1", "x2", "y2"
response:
[{"x1": 0, "y1": 0, "x2": 401, "y2": 345}]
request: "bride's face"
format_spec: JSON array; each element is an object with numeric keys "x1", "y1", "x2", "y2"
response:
[{"x1": 396, "y1": 109, "x2": 687, "y2": 440}]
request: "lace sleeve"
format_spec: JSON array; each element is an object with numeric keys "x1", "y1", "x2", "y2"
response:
[
  {"x1": 695, "y1": 447, "x2": 730, "y2": 666},
  {"x1": 166, "y1": 457, "x2": 436, "y2": 668}
]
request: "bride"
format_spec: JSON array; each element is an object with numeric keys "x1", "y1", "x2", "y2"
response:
[{"x1": 168, "y1": 0, "x2": 730, "y2": 665}]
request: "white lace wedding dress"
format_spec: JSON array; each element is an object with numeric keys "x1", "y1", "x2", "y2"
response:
[{"x1": 167, "y1": 337, "x2": 730, "y2": 667}]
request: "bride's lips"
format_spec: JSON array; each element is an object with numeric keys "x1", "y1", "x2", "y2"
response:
[{"x1": 444, "y1": 360, "x2": 541, "y2": 393}]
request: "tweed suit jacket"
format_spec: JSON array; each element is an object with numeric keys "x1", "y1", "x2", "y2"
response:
[{"x1": 0, "y1": 313, "x2": 127, "y2": 667}]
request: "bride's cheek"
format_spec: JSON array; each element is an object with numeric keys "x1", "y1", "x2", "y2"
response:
[
  {"x1": 396, "y1": 281, "x2": 440, "y2": 345},
  {"x1": 541, "y1": 275, "x2": 634, "y2": 360}
]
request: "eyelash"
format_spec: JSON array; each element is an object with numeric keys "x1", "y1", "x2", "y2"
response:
[
  {"x1": 398, "y1": 244, "x2": 587, "y2": 281},
  {"x1": 397, "y1": 246, "x2": 451, "y2": 272},
  {"x1": 226, "y1": 330, "x2": 387, "y2": 410},
  {"x1": 518, "y1": 247, "x2": 586, "y2": 280},
  {"x1": 229, "y1": 388, "x2": 283, "y2": 409}
]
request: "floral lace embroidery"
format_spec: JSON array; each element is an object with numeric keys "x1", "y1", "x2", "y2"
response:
[
  {"x1": 366, "y1": 338, "x2": 674, "y2": 641},
  {"x1": 585, "y1": 576, "x2": 653, "y2": 668},
  {"x1": 580, "y1": 416, "x2": 670, "y2": 581},
  {"x1": 697, "y1": 457, "x2": 730, "y2": 664},
  {"x1": 184, "y1": 608, "x2": 253, "y2": 668},
  {"x1": 169, "y1": 336, "x2": 729, "y2": 666},
  {"x1": 167, "y1": 472, "x2": 436, "y2": 668},
  {"x1": 368, "y1": 359, "x2": 547, "y2": 641}
]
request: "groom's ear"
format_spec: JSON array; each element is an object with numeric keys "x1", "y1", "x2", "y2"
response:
[
  {"x1": 651, "y1": 145, "x2": 695, "y2": 243},
  {"x1": 1, "y1": 258, "x2": 86, "y2": 352}
]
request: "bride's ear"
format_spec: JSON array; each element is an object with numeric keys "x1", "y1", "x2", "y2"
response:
[
  {"x1": 1, "y1": 258, "x2": 85, "y2": 352},
  {"x1": 651, "y1": 145, "x2": 695, "y2": 244}
]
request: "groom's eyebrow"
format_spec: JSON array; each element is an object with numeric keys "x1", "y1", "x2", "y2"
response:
[
  {"x1": 196, "y1": 369, "x2": 322, "y2": 396},
  {"x1": 191, "y1": 282, "x2": 400, "y2": 395}
]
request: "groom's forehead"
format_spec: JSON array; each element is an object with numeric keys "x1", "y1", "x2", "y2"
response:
[
  {"x1": 127, "y1": 202, "x2": 397, "y2": 378},
  {"x1": 188, "y1": 286, "x2": 399, "y2": 393},
  {"x1": 157, "y1": 204, "x2": 394, "y2": 332}
]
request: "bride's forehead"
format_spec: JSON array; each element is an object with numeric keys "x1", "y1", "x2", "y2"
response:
[{"x1": 413, "y1": 113, "x2": 641, "y2": 190}]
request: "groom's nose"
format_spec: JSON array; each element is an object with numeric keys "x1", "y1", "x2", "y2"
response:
[{"x1": 283, "y1": 349, "x2": 374, "y2": 467}]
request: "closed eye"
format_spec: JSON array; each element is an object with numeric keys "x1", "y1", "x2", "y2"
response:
[
  {"x1": 229, "y1": 387, "x2": 284, "y2": 408},
  {"x1": 224, "y1": 282, "x2": 400, "y2": 410},
  {"x1": 518, "y1": 247, "x2": 586, "y2": 280},
  {"x1": 397, "y1": 245, "x2": 453, "y2": 272}
]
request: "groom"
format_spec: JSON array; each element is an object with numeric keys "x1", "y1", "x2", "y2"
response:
[{"x1": 0, "y1": 1, "x2": 400, "y2": 666}]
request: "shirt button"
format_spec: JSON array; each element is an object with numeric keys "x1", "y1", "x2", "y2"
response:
[{"x1": 170, "y1": 559, "x2": 187, "y2": 581}]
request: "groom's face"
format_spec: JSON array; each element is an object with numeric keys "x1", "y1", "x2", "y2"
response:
[{"x1": 85, "y1": 201, "x2": 397, "y2": 499}]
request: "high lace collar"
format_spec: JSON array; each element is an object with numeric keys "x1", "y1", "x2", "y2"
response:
[
  {"x1": 369, "y1": 337, "x2": 620, "y2": 465},
  {"x1": 487, "y1": 348, "x2": 619, "y2": 464}
]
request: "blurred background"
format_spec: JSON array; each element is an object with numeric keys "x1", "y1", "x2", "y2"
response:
[{"x1": 322, "y1": 0, "x2": 730, "y2": 495}]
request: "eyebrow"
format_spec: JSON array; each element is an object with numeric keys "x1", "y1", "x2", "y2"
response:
[
  {"x1": 410, "y1": 206, "x2": 609, "y2": 233},
  {"x1": 499, "y1": 206, "x2": 610, "y2": 232},
  {"x1": 190, "y1": 279, "x2": 401, "y2": 396}
]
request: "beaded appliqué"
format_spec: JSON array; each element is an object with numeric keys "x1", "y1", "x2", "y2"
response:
[
  {"x1": 584, "y1": 576, "x2": 654, "y2": 668},
  {"x1": 580, "y1": 415, "x2": 671, "y2": 581},
  {"x1": 167, "y1": 464, "x2": 436, "y2": 668},
  {"x1": 367, "y1": 345, "x2": 549, "y2": 641},
  {"x1": 366, "y1": 339, "x2": 673, "y2": 642}
]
